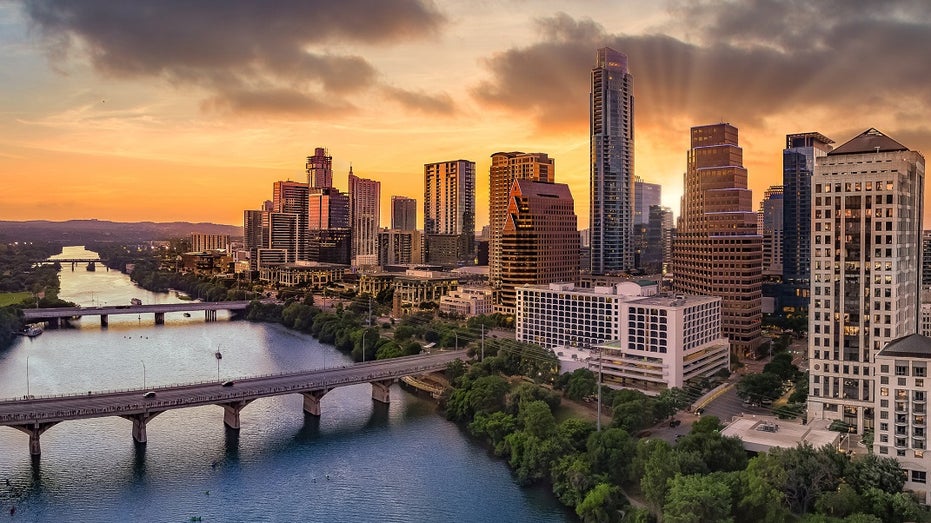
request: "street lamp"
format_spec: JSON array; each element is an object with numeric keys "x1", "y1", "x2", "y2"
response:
[
  {"x1": 141, "y1": 360, "x2": 146, "y2": 389},
  {"x1": 215, "y1": 348, "x2": 222, "y2": 382},
  {"x1": 26, "y1": 355, "x2": 30, "y2": 398},
  {"x1": 362, "y1": 330, "x2": 367, "y2": 363}
]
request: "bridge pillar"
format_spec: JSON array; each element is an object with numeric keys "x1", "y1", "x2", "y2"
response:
[
  {"x1": 205, "y1": 310, "x2": 217, "y2": 322},
  {"x1": 302, "y1": 390, "x2": 330, "y2": 416},
  {"x1": 154, "y1": 312, "x2": 165, "y2": 325},
  {"x1": 121, "y1": 411, "x2": 162, "y2": 444},
  {"x1": 221, "y1": 400, "x2": 253, "y2": 430},
  {"x1": 71, "y1": 262, "x2": 75, "y2": 271},
  {"x1": 48, "y1": 318, "x2": 60, "y2": 329},
  {"x1": 11, "y1": 422, "x2": 59, "y2": 456},
  {"x1": 371, "y1": 380, "x2": 394, "y2": 404},
  {"x1": 100, "y1": 314, "x2": 108, "y2": 327}
]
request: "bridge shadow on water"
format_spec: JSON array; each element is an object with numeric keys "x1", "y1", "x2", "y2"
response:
[
  {"x1": 292, "y1": 400, "x2": 391, "y2": 445},
  {"x1": 132, "y1": 442, "x2": 147, "y2": 480}
]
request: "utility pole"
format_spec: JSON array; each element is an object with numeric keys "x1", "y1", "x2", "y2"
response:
[
  {"x1": 481, "y1": 324, "x2": 485, "y2": 360},
  {"x1": 596, "y1": 347, "x2": 603, "y2": 432}
]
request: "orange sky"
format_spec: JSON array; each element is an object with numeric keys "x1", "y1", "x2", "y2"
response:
[{"x1": 2, "y1": 1, "x2": 930, "y2": 230}]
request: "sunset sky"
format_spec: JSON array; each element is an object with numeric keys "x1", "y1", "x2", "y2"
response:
[{"x1": 2, "y1": 0, "x2": 930, "y2": 229}]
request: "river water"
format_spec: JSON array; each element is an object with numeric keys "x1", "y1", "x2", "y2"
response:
[{"x1": 0, "y1": 247, "x2": 569, "y2": 522}]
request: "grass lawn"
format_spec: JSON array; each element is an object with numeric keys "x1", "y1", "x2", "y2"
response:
[{"x1": 0, "y1": 292, "x2": 31, "y2": 307}]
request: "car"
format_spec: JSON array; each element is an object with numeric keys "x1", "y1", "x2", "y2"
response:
[
  {"x1": 143, "y1": 391, "x2": 156, "y2": 399},
  {"x1": 695, "y1": 407, "x2": 705, "y2": 415},
  {"x1": 669, "y1": 419, "x2": 681, "y2": 428},
  {"x1": 221, "y1": 380, "x2": 235, "y2": 387}
]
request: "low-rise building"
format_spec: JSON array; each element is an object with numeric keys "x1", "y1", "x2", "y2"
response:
[
  {"x1": 439, "y1": 286, "x2": 493, "y2": 317},
  {"x1": 259, "y1": 261, "x2": 345, "y2": 288},
  {"x1": 873, "y1": 334, "x2": 931, "y2": 504},
  {"x1": 516, "y1": 282, "x2": 728, "y2": 392},
  {"x1": 394, "y1": 270, "x2": 459, "y2": 307}
]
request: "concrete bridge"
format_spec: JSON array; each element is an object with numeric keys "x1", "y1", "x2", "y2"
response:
[
  {"x1": 23, "y1": 301, "x2": 253, "y2": 326},
  {"x1": 34, "y1": 258, "x2": 104, "y2": 271},
  {"x1": 0, "y1": 350, "x2": 467, "y2": 456}
]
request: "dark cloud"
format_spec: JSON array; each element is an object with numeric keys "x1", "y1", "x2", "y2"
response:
[
  {"x1": 21, "y1": 0, "x2": 446, "y2": 117},
  {"x1": 472, "y1": 3, "x2": 931, "y2": 148},
  {"x1": 382, "y1": 86, "x2": 455, "y2": 115}
]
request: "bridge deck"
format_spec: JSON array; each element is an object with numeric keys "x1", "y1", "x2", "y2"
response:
[
  {"x1": 0, "y1": 351, "x2": 466, "y2": 426},
  {"x1": 23, "y1": 301, "x2": 253, "y2": 319}
]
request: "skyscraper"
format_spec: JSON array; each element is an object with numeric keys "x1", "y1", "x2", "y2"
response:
[
  {"x1": 498, "y1": 179, "x2": 579, "y2": 313},
  {"x1": 243, "y1": 209, "x2": 266, "y2": 271},
  {"x1": 672, "y1": 123, "x2": 763, "y2": 356},
  {"x1": 424, "y1": 160, "x2": 476, "y2": 263},
  {"x1": 782, "y1": 132, "x2": 834, "y2": 312},
  {"x1": 759, "y1": 186, "x2": 784, "y2": 277},
  {"x1": 489, "y1": 152, "x2": 555, "y2": 284},
  {"x1": 272, "y1": 180, "x2": 309, "y2": 261},
  {"x1": 590, "y1": 47, "x2": 634, "y2": 275},
  {"x1": 633, "y1": 177, "x2": 661, "y2": 270},
  {"x1": 391, "y1": 196, "x2": 417, "y2": 231},
  {"x1": 643, "y1": 205, "x2": 673, "y2": 274},
  {"x1": 349, "y1": 168, "x2": 381, "y2": 267},
  {"x1": 306, "y1": 147, "x2": 333, "y2": 189},
  {"x1": 807, "y1": 128, "x2": 924, "y2": 433}
]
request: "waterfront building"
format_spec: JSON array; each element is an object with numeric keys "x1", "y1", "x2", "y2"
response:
[
  {"x1": 808, "y1": 128, "x2": 925, "y2": 433},
  {"x1": 489, "y1": 151, "x2": 555, "y2": 286},
  {"x1": 498, "y1": 180, "x2": 579, "y2": 314},
  {"x1": 424, "y1": 160, "x2": 475, "y2": 263},
  {"x1": 760, "y1": 186, "x2": 784, "y2": 277},
  {"x1": 306, "y1": 147, "x2": 333, "y2": 189},
  {"x1": 178, "y1": 251, "x2": 233, "y2": 275},
  {"x1": 273, "y1": 181, "x2": 309, "y2": 261},
  {"x1": 439, "y1": 286, "x2": 494, "y2": 317},
  {"x1": 258, "y1": 261, "x2": 345, "y2": 288},
  {"x1": 672, "y1": 123, "x2": 763, "y2": 357},
  {"x1": 378, "y1": 229, "x2": 423, "y2": 266},
  {"x1": 873, "y1": 334, "x2": 931, "y2": 504},
  {"x1": 516, "y1": 282, "x2": 728, "y2": 392},
  {"x1": 349, "y1": 169, "x2": 381, "y2": 267},
  {"x1": 191, "y1": 233, "x2": 230, "y2": 253},
  {"x1": 391, "y1": 196, "x2": 417, "y2": 231},
  {"x1": 782, "y1": 132, "x2": 834, "y2": 313},
  {"x1": 590, "y1": 47, "x2": 635, "y2": 275}
]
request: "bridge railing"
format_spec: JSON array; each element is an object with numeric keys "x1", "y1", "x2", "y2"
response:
[{"x1": 0, "y1": 350, "x2": 463, "y2": 404}]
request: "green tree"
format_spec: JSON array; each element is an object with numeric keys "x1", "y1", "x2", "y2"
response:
[
  {"x1": 845, "y1": 454, "x2": 905, "y2": 495},
  {"x1": 675, "y1": 431, "x2": 748, "y2": 472},
  {"x1": 737, "y1": 372, "x2": 784, "y2": 403},
  {"x1": 519, "y1": 400, "x2": 558, "y2": 439},
  {"x1": 576, "y1": 483, "x2": 628, "y2": 523},
  {"x1": 469, "y1": 411, "x2": 517, "y2": 455},
  {"x1": 690, "y1": 415, "x2": 723, "y2": 434},
  {"x1": 564, "y1": 368, "x2": 598, "y2": 401},
  {"x1": 814, "y1": 483, "x2": 863, "y2": 518},
  {"x1": 550, "y1": 454, "x2": 596, "y2": 508},
  {"x1": 507, "y1": 382, "x2": 561, "y2": 414},
  {"x1": 587, "y1": 428, "x2": 636, "y2": 486},
  {"x1": 663, "y1": 473, "x2": 734, "y2": 523}
]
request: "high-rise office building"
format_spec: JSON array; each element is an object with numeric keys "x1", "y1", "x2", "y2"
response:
[
  {"x1": 489, "y1": 152, "x2": 555, "y2": 284},
  {"x1": 424, "y1": 160, "x2": 476, "y2": 263},
  {"x1": 309, "y1": 187, "x2": 350, "y2": 230},
  {"x1": 643, "y1": 205, "x2": 673, "y2": 274},
  {"x1": 349, "y1": 168, "x2": 381, "y2": 267},
  {"x1": 808, "y1": 128, "x2": 925, "y2": 433},
  {"x1": 760, "y1": 186, "x2": 784, "y2": 277},
  {"x1": 782, "y1": 132, "x2": 834, "y2": 312},
  {"x1": 921, "y1": 230, "x2": 931, "y2": 291},
  {"x1": 590, "y1": 47, "x2": 635, "y2": 275},
  {"x1": 633, "y1": 177, "x2": 661, "y2": 271},
  {"x1": 243, "y1": 209, "x2": 266, "y2": 271},
  {"x1": 498, "y1": 179, "x2": 579, "y2": 313},
  {"x1": 268, "y1": 212, "x2": 300, "y2": 263},
  {"x1": 391, "y1": 196, "x2": 417, "y2": 231},
  {"x1": 672, "y1": 123, "x2": 763, "y2": 356},
  {"x1": 378, "y1": 229, "x2": 423, "y2": 266},
  {"x1": 272, "y1": 181, "x2": 309, "y2": 261},
  {"x1": 306, "y1": 147, "x2": 333, "y2": 189}
]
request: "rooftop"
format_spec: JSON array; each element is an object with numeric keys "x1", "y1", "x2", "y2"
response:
[
  {"x1": 877, "y1": 333, "x2": 931, "y2": 359},
  {"x1": 828, "y1": 128, "x2": 909, "y2": 156},
  {"x1": 721, "y1": 416, "x2": 840, "y2": 453}
]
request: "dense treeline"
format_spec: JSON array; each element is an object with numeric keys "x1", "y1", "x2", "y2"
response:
[
  {"x1": 444, "y1": 363, "x2": 931, "y2": 522},
  {"x1": 0, "y1": 242, "x2": 74, "y2": 349}
]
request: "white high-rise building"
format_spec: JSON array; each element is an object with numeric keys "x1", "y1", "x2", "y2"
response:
[
  {"x1": 424, "y1": 160, "x2": 475, "y2": 262},
  {"x1": 808, "y1": 128, "x2": 925, "y2": 432}
]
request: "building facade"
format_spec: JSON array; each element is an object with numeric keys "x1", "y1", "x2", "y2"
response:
[
  {"x1": 378, "y1": 228, "x2": 423, "y2": 266},
  {"x1": 672, "y1": 123, "x2": 763, "y2": 357},
  {"x1": 489, "y1": 152, "x2": 555, "y2": 285},
  {"x1": 808, "y1": 128, "x2": 925, "y2": 432},
  {"x1": 272, "y1": 181, "x2": 309, "y2": 261},
  {"x1": 391, "y1": 196, "x2": 417, "y2": 231},
  {"x1": 760, "y1": 185, "x2": 784, "y2": 277},
  {"x1": 424, "y1": 160, "x2": 476, "y2": 263},
  {"x1": 643, "y1": 205, "x2": 674, "y2": 274},
  {"x1": 590, "y1": 47, "x2": 635, "y2": 275},
  {"x1": 191, "y1": 233, "x2": 230, "y2": 254},
  {"x1": 309, "y1": 187, "x2": 350, "y2": 230},
  {"x1": 498, "y1": 179, "x2": 580, "y2": 314},
  {"x1": 349, "y1": 169, "x2": 381, "y2": 267},
  {"x1": 439, "y1": 286, "x2": 494, "y2": 317},
  {"x1": 306, "y1": 147, "x2": 333, "y2": 189},
  {"x1": 782, "y1": 132, "x2": 835, "y2": 313}
]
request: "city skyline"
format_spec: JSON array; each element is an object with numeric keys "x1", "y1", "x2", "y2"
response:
[{"x1": 2, "y1": 1, "x2": 931, "y2": 228}]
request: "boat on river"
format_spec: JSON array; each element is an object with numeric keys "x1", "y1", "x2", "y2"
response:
[{"x1": 18, "y1": 325, "x2": 43, "y2": 337}]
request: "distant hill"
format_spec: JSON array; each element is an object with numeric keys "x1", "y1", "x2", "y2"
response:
[{"x1": 0, "y1": 219, "x2": 242, "y2": 243}]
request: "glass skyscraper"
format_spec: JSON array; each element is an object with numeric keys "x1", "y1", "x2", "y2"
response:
[{"x1": 590, "y1": 47, "x2": 634, "y2": 274}]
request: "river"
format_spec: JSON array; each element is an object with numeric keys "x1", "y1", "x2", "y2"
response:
[{"x1": 0, "y1": 246, "x2": 569, "y2": 522}]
